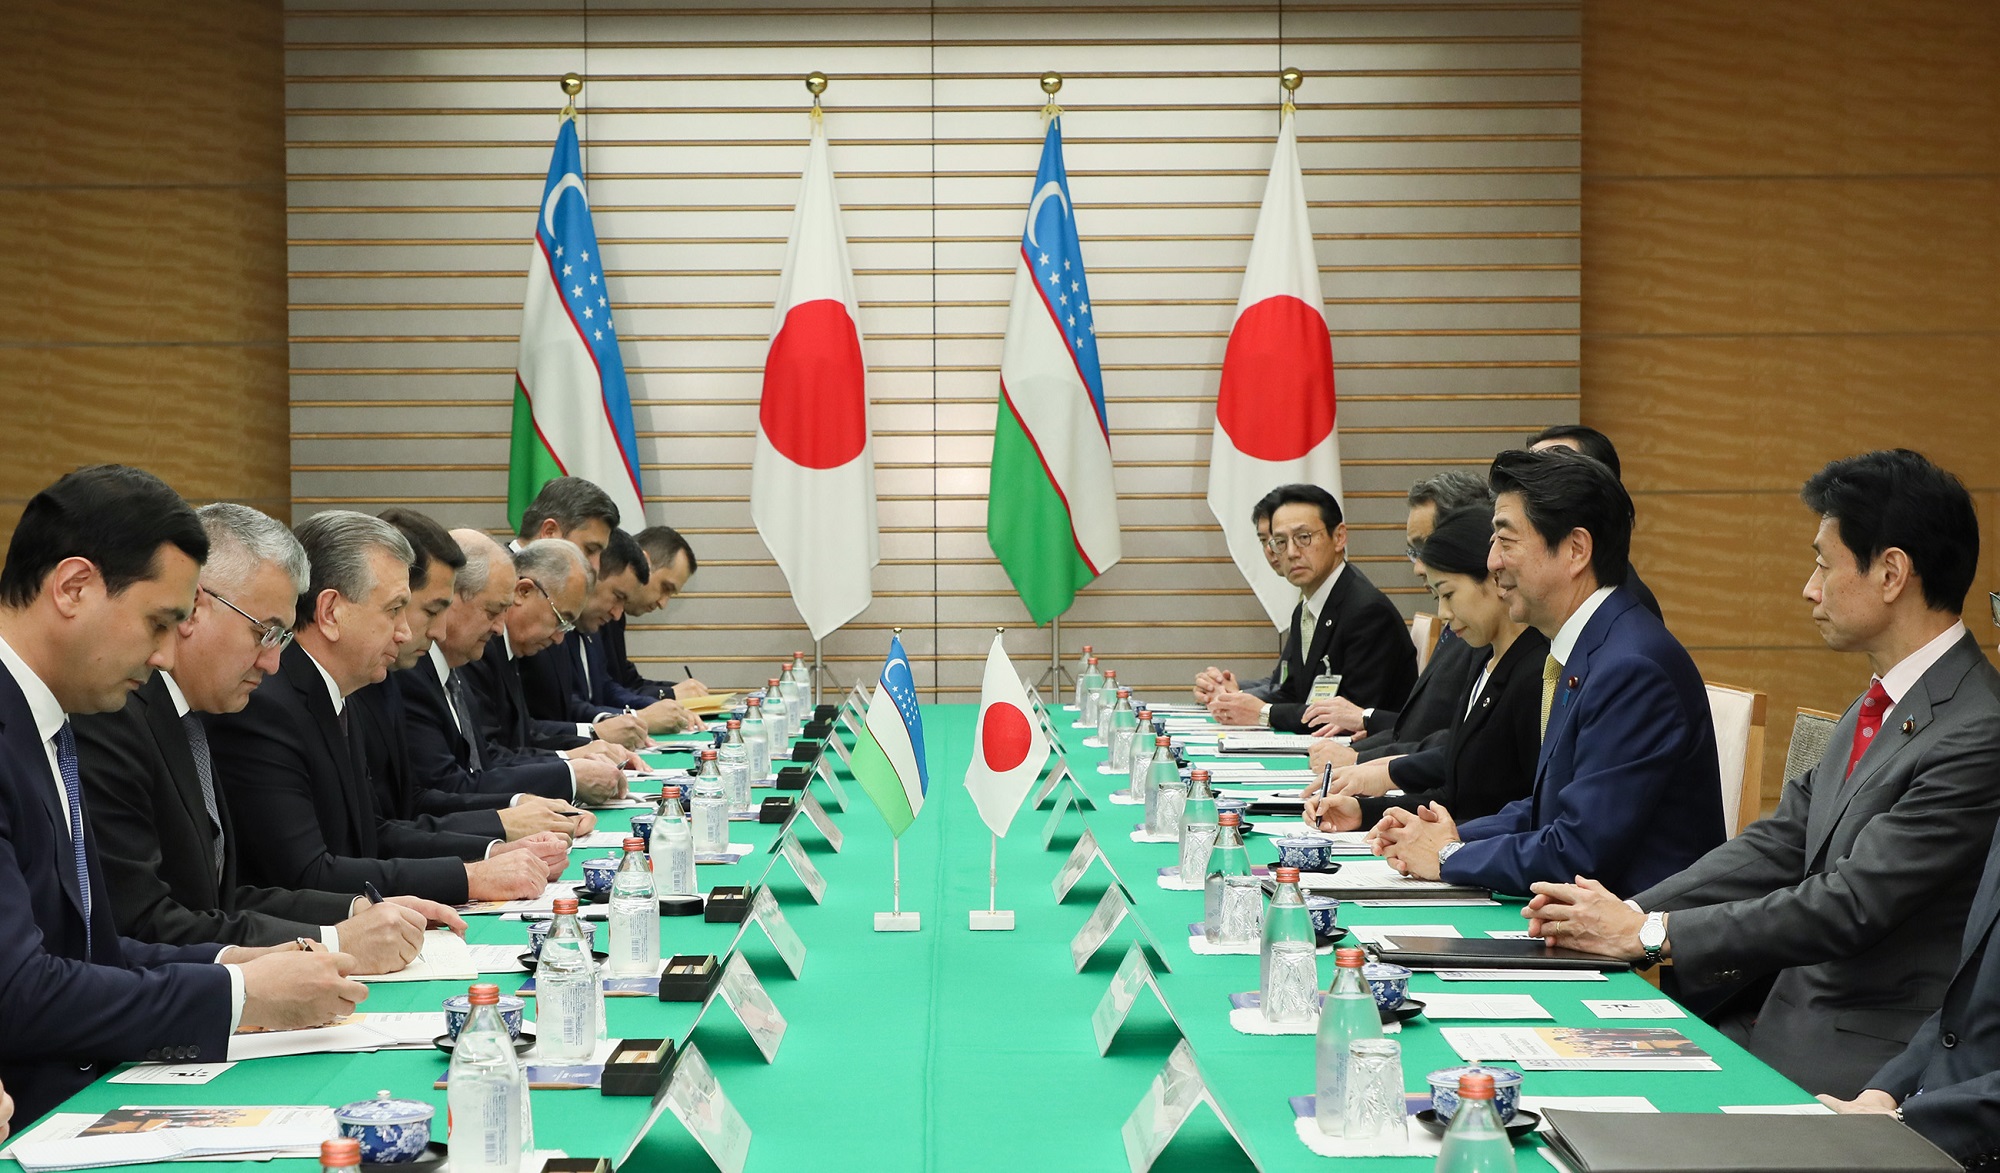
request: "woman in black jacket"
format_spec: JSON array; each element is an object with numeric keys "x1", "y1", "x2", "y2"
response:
[{"x1": 1302, "y1": 506, "x2": 1548, "y2": 832}]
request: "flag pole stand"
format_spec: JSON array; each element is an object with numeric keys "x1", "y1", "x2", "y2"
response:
[
  {"x1": 875, "y1": 838, "x2": 920, "y2": 931},
  {"x1": 1037, "y1": 612, "x2": 1074, "y2": 691},
  {"x1": 969, "y1": 832, "x2": 1014, "y2": 930},
  {"x1": 810, "y1": 638, "x2": 827, "y2": 708}
]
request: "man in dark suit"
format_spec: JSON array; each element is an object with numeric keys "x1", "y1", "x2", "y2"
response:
[
  {"x1": 1526, "y1": 450, "x2": 2000, "y2": 1098},
  {"x1": 1526, "y1": 424, "x2": 1663, "y2": 621},
  {"x1": 399, "y1": 530, "x2": 627, "y2": 808},
  {"x1": 1376, "y1": 447, "x2": 1723, "y2": 897},
  {"x1": 1206, "y1": 483, "x2": 1418, "y2": 732},
  {"x1": 369, "y1": 508, "x2": 592, "y2": 839},
  {"x1": 516, "y1": 474, "x2": 619, "y2": 574},
  {"x1": 520, "y1": 528, "x2": 697, "y2": 741},
  {"x1": 0, "y1": 467, "x2": 365, "y2": 1124},
  {"x1": 464, "y1": 538, "x2": 594, "y2": 753},
  {"x1": 207, "y1": 512, "x2": 559, "y2": 905},
  {"x1": 77, "y1": 502, "x2": 457, "y2": 967},
  {"x1": 609, "y1": 524, "x2": 709, "y2": 701},
  {"x1": 1823, "y1": 769, "x2": 2000, "y2": 1165},
  {"x1": 1193, "y1": 489, "x2": 1287, "y2": 704}
]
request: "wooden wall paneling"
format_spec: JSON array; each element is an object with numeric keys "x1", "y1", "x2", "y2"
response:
[{"x1": 285, "y1": 0, "x2": 1580, "y2": 697}]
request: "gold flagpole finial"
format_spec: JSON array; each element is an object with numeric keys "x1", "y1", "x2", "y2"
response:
[
  {"x1": 996, "y1": 627, "x2": 1005, "y2": 635},
  {"x1": 1279, "y1": 66, "x2": 1303, "y2": 116},
  {"x1": 892, "y1": 627, "x2": 904, "y2": 636},
  {"x1": 1039, "y1": 71, "x2": 1064, "y2": 122},
  {"x1": 806, "y1": 71, "x2": 827, "y2": 123},
  {"x1": 559, "y1": 72, "x2": 583, "y2": 121}
]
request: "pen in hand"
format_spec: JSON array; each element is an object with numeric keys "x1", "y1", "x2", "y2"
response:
[
  {"x1": 363, "y1": 882, "x2": 385, "y2": 905},
  {"x1": 1318, "y1": 761, "x2": 1335, "y2": 799}
]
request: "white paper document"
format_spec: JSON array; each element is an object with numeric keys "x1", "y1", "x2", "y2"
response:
[
  {"x1": 575, "y1": 829, "x2": 638, "y2": 849},
  {"x1": 1350, "y1": 923, "x2": 1462, "y2": 946},
  {"x1": 1717, "y1": 1103, "x2": 1835, "y2": 1115},
  {"x1": 1437, "y1": 969, "x2": 1608, "y2": 982},
  {"x1": 354, "y1": 928, "x2": 477, "y2": 983},
  {"x1": 1441, "y1": 1026, "x2": 1718, "y2": 1071},
  {"x1": 1300, "y1": 857, "x2": 1484, "y2": 896},
  {"x1": 1215, "y1": 731, "x2": 1326, "y2": 754},
  {"x1": 3, "y1": 1107, "x2": 336, "y2": 1173},
  {"x1": 460, "y1": 881, "x2": 574, "y2": 915},
  {"x1": 107, "y1": 1063, "x2": 236, "y2": 1085},
  {"x1": 469, "y1": 943, "x2": 532, "y2": 973},
  {"x1": 1417, "y1": 992, "x2": 1552, "y2": 1020},
  {"x1": 226, "y1": 1012, "x2": 444, "y2": 1061},
  {"x1": 1583, "y1": 998, "x2": 1686, "y2": 1019}
]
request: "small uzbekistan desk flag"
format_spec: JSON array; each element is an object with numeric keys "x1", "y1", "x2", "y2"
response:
[
  {"x1": 851, "y1": 632, "x2": 931, "y2": 931},
  {"x1": 507, "y1": 115, "x2": 646, "y2": 532}
]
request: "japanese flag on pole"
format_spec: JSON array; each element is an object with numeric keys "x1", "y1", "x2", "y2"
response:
[
  {"x1": 1205, "y1": 104, "x2": 1342, "y2": 628},
  {"x1": 963, "y1": 634, "x2": 1050, "y2": 838},
  {"x1": 751, "y1": 113, "x2": 879, "y2": 640}
]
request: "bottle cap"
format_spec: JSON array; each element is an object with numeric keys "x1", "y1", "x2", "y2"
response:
[
  {"x1": 1088, "y1": 656, "x2": 1098, "y2": 665},
  {"x1": 727, "y1": 719, "x2": 741, "y2": 728},
  {"x1": 1116, "y1": 686, "x2": 1130, "y2": 696},
  {"x1": 662, "y1": 785, "x2": 681, "y2": 798},
  {"x1": 1458, "y1": 1072, "x2": 1496, "y2": 1100},
  {"x1": 1156, "y1": 735, "x2": 1171, "y2": 746},
  {"x1": 1218, "y1": 811, "x2": 1240, "y2": 826},
  {"x1": 551, "y1": 897, "x2": 579, "y2": 915},
  {"x1": 1273, "y1": 866, "x2": 1301, "y2": 883},
  {"x1": 768, "y1": 677, "x2": 782, "y2": 687},
  {"x1": 1105, "y1": 669, "x2": 1117, "y2": 679},
  {"x1": 794, "y1": 650, "x2": 805, "y2": 657},
  {"x1": 701, "y1": 748, "x2": 717, "y2": 759},
  {"x1": 319, "y1": 1138, "x2": 363, "y2": 1168},
  {"x1": 468, "y1": 982, "x2": 501, "y2": 1005},
  {"x1": 1335, "y1": 946, "x2": 1366, "y2": 967},
  {"x1": 1082, "y1": 644, "x2": 1092, "y2": 653},
  {"x1": 623, "y1": 837, "x2": 646, "y2": 852},
  {"x1": 1191, "y1": 768, "x2": 1209, "y2": 782},
  {"x1": 747, "y1": 696, "x2": 761, "y2": 708}
]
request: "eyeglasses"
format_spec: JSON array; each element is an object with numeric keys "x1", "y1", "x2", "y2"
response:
[
  {"x1": 1405, "y1": 542, "x2": 1426, "y2": 561},
  {"x1": 1989, "y1": 590, "x2": 1998, "y2": 628},
  {"x1": 529, "y1": 578, "x2": 577, "y2": 635},
  {"x1": 204, "y1": 589, "x2": 295, "y2": 651},
  {"x1": 1262, "y1": 528, "x2": 1328, "y2": 555}
]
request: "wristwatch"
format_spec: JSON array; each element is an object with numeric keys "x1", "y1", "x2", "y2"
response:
[
  {"x1": 1639, "y1": 911, "x2": 1668, "y2": 966},
  {"x1": 1437, "y1": 840, "x2": 1465, "y2": 866}
]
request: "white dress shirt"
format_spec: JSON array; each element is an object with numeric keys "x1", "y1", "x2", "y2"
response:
[
  {"x1": 1549, "y1": 585, "x2": 1617, "y2": 668},
  {"x1": 1877, "y1": 621, "x2": 1968, "y2": 706}
]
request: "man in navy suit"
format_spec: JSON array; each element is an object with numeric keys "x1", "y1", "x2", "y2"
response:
[
  {"x1": 1526, "y1": 424, "x2": 1663, "y2": 621},
  {"x1": 0, "y1": 467, "x2": 366, "y2": 1125},
  {"x1": 1375, "y1": 447, "x2": 1723, "y2": 897},
  {"x1": 520, "y1": 528, "x2": 697, "y2": 741},
  {"x1": 600, "y1": 525, "x2": 709, "y2": 703}
]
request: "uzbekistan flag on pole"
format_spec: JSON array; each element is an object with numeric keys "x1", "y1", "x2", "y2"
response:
[
  {"x1": 752, "y1": 113, "x2": 879, "y2": 640},
  {"x1": 507, "y1": 117, "x2": 646, "y2": 532},
  {"x1": 1205, "y1": 103, "x2": 1343, "y2": 627},
  {"x1": 963, "y1": 634, "x2": 1050, "y2": 838},
  {"x1": 987, "y1": 117, "x2": 1122, "y2": 627},
  {"x1": 849, "y1": 634, "x2": 930, "y2": 838}
]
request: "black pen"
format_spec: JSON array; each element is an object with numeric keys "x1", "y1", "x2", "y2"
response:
[
  {"x1": 363, "y1": 881, "x2": 385, "y2": 905},
  {"x1": 684, "y1": 665, "x2": 694, "y2": 682},
  {"x1": 1318, "y1": 761, "x2": 1335, "y2": 799}
]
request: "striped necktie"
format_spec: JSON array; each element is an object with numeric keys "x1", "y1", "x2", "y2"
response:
[
  {"x1": 181, "y1": 713, "x2": 227, "y2": 882},
  {"x1": 53, "y1": 721, "x2": 93, "y2": 959},
  {"x1": 1539, "y1": 654, "x2": 1563, "y2": 738}
]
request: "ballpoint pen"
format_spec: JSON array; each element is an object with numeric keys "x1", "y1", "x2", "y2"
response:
[
  {"x1": 1318, "y1": 761, "x2": 1335, "y2": 799},
  {"x1": 363, "y1": 881, "x2": 385, "y2": 904}
]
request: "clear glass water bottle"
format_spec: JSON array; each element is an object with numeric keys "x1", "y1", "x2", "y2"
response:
[
  {"x1": 742, "y1": 698, "x2": 771, "y2": 781},
  {"x1": 1094, "y1": 670, "x2": 1120, "y2": 745},
  {"x1": 1315, "y1": 946, "x2": 1385, "y2": 1135},
  {"x1": 1147, "y1": 765, "x2": 1187, "y2": 840},
  {"x1": 448, "y1": 983, "x2": 527, "y2": 1173},
  {"x1": 649, "y1": 785, "x2": 696, "y2": 896},
  {"x1": 777, "y1": 666, "x2": 804, "y2": 735},
  {"x1": 1436, "y1": 1073, "x2": 1517, "y2": 1173},
  {"x1": 789, "y1": 650, "x2": 812, "y2": 707},
  {"x1": 1108, "y1": 688, "x2": 1138, "y2": 770},
  {"x1": 1128, "y1": 724, "x2": 1157, "y2": 800},
  {"x1": 691, "y1": 773, "x2": 728, "y2": 855},
  {"x1": 1072, "y1": 645, "x2": 1095, "y2": 711},
  {"x1": 1077, "y1": 657, "x2": 1104, "y2": 725},
  {"x1": 320, "y1": 1138, "x2": 361, "y2": 1172},
  {"x1": 763, "y1": 677, "x2": 791, "y2": 743},
  {"x1": 534, "y1": 900, "x2": 598, "y2": 1061},
  {"x1": 1137, "y1": 734, "x2": 1171, "y2": 812},
  {"x1": 1204, "y1": 811, "x2": 1251, "y2": 942},
  {"x1": 1178, "y1": 768, "x2": 1219, "y2": 887},
  {"x1": 718, "y1": 722, "x2": 752, "y2": 813},
  {"x1": 608, "y1": 838, "x2": 659, "y2": 977},
  {"x1": 1260, "y1": 866, "x2": 1319, "y2": 1024}
]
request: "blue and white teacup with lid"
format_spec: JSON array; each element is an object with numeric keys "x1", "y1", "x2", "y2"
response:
[{"x1": 335, "y1": 1090, "x2": 434, "y2": 1163}]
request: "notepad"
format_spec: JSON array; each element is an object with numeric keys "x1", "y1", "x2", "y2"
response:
[{"x1": 354, "y1": 928, "x2": 477, "y2": 983}]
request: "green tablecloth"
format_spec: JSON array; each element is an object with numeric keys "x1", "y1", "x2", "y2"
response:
[{"x1": 12, "y1": 704, "x2": 1815, "y2": 1172}]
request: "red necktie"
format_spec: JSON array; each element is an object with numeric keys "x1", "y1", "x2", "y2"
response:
[{"x1": 1845, "y1": 680, "x2": 1891, "y2": 778}]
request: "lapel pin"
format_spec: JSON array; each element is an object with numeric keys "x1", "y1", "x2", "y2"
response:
[
  {"x1": 1566, "y1": 676, "x2": 1580, "y2": 690},
  {"x1": 1901, "y1": 719, "x2": 1915, "y2": 735}
]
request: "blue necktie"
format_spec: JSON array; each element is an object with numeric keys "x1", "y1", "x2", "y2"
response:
[{"x1": 53, "y1": 721, "x2": 93, "y2": 960}]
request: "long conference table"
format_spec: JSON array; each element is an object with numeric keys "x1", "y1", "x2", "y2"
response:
[{"x1": 12, "y1": 701, "x2": 1822, "y2": 1172}]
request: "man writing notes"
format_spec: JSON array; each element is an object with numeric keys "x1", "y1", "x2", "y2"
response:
[
  {"x1": 1205, "y1": 484, "x2": 1417, "y2": 733},
  {"x1": 75, "y1": 502, "x2": 460, "y2": 965},
  {"x1": 605, "y1": 524, "x2": 710, "y2": 702},
  {"x1": 0, "y1": 467, "x2": 367, "y2": 1124},
  {"x1": 1526, "y1": 450, "x2": 2000, "y2": 1098},
  {"x1": 207, "y1": 512, "x2": 555, "y2": 905},
  {"x1": 1373, "y1": 447, "x2": 1724, "y2": 896}
]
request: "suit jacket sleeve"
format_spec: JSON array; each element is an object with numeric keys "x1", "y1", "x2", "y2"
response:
[
  {"x1": 209, "y1": 695, "x2": 471, "y2": 904},
  {"x1": 518, "y1": 645, "x2": 600, "y2": 726},
  {"x1": 0, "y1": 794, "x2": 232, "y2": 1071},
  {"x1": 1642, "y1": 717, "x2": 2000, "y2": 997},
  {"x1": 75, "y1": 708, "x2": 348, "y2": 946},
  {"x1": 1443, "y1": 654, "x2": 1699, "y2": 896},
  {"x1": 1890, "y1": 1041, "x2": 2000, "y2": 1167}
]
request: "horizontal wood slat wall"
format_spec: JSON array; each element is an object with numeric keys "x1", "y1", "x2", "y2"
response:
[{"x1": 285, "y1": 0, "x2": 1581, "y2": 697}]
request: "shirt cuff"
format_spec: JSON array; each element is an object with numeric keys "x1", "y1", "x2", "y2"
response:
[
  {"x1": 561, "y1": 760, "x2": 580, "y2": 800},
  {"x1": 221, "y1": 961, "x2": 246, "y2": 1033},
  {"x1": 483, "y1": 840, "x2": 503, "y2": 859},
  {"x1": 1363, "y1": 708, "x2": 1375, "y2": 719},
  {"x1": 575, "y1": 723, "x2": 593, "y2": 737},
  {"x1": 1624, "y1": 899, "x2": 1643, "y2": 913},
  {"x1": 320, "y1": 924, "x2": 340, "y2": 953}
]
